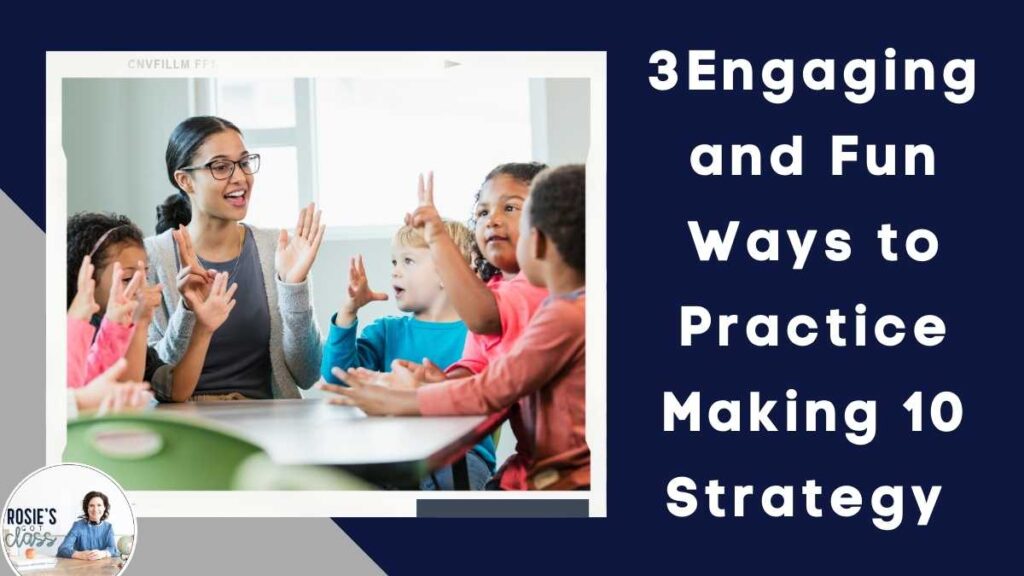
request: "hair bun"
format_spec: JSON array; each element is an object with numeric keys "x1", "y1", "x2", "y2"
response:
[{"x1": 156, "y1": 193, "x2": 192, "y2": 233}]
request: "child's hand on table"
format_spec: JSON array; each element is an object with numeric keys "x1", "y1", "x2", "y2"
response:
[
  {"x1": 391, "y1": 358, "x2": 447, "y2": 384},
  {"x1": 104, "y1": 262, "x2": 144, "y2": 325},
  {"x1": 68, "y1": 255, "x2": 100, "y2": 322},
  {"x1": 336, "y1": 255, "x2": 388, "y2": 327},
  {"x1": 319, "y1": 367, "x2": 420, "y2": 415},
  {"x1": 74, "y1": 358, "x2": 153, "y2": 414}
]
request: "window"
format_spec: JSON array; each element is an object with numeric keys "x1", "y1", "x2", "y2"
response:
[
  {"x1": 314, "y1": 77, "x2": 532, "y2": 229},
  {"x1": 201, "y1": 76, "x2": 534, "y2": 235}
]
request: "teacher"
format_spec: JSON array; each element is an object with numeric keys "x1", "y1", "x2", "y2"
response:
[
  {"x1": 56, "y1": 491, "x2": 120, "y2": 560},
  {"x1": 146, "y1": 116, "x2": 325, "y2": 401}
]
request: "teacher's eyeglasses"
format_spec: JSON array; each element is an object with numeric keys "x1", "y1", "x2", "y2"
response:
[{"x1": 180, "y1": 154, "x2": 261, "y2": 180}]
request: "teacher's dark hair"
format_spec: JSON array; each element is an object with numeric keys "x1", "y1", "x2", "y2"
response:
[
  {"x1": 155, "y1": 193, "x2": 192, "y2": 235},
  {"x1": 160, "y1": 116, "x2": 243, "y2": 230},
  {"x1": 80, "y1": 491, "x2": 110, "y2": 524}
]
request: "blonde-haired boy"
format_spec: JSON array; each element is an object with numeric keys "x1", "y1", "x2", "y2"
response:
[{"x1": 321, "y1": 219, "x2": 495, "y2": 489}]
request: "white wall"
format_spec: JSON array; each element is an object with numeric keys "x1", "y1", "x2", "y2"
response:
[
  {"x1": 62, "y1": 77, "x2": 591, "y2": 465},
  {"x1": 64, "y1": 79, "x2": 193, "y2": 236}
]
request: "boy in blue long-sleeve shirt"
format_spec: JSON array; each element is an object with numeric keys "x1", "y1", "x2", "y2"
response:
[{"x1": 322, "y1": 221, "x2": 495, "y2": 489}]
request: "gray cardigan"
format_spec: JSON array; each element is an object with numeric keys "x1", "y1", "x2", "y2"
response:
[{"x1": 144, "y1": 226, "x2": 323, "y2": 399}]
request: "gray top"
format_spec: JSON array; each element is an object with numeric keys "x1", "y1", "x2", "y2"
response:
[
  {"x1": 144, "y1": 225, "x2": 323, "y2": 400},
  {"x1": 195, "y1": 225, "x2": 272, "y2": 399}
]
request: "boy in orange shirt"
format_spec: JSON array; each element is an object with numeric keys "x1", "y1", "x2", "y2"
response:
[{"x1": 321, "y1": 164, "x2": 589, "y2": 490}]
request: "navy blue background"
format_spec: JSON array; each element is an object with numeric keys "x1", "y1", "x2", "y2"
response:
[{"x1": 4, "y1": 2, "x2": 1019, "y2": 573}]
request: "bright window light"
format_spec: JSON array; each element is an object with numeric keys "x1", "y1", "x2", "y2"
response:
[
  {"x1": 314, "y1": 77, "x2": 533, "y2": 228},
  {"x1": 243, "y1": 146, "x2": 299, "y2": 230},
  {"x1": 216, "y1": 78, "x2": 296, "y2": 129}
]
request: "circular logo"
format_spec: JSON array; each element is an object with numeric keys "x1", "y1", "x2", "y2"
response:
[{"x1": 2, "y1": 463, "x2": 137, "y2": 575}]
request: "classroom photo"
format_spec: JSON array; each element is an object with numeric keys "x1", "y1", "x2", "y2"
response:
[{"x1": 54, "y1": 53, "x2": 600, "y2": 501}]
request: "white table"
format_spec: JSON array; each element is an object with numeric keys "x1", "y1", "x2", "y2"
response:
[{"x1": 156, "y1": 399, "x2": 499, "y2": 487}]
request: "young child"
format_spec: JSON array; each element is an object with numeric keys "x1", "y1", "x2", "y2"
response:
[
  {"x1": 67, "y1": 213, "x2": 237, "y2": 403},
  {"x1": 323, "y1": 164, "x2": 589, "y2": 490},
  {"x1": 403, "y1": 163, "x2": 550, "y2": 382},
  {"x1": 320, "y1": 220, "x2": 497, "y2": 490},
  {"x1": 67, "y1": 215, "x2": 147, "y2": 389},
  {"x1": 67, "y1": 253, "x2": 153, "y2": 417}
]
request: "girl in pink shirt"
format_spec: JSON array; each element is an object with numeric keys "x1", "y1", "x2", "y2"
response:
[
  {"x1": 402, "y1": 163, "x2": 551, "y2": 379},
  {"x1": 67, "y1": 254, "x2": 144, "y2": 390},
  {"x1": 67, "y1": 212, "x2": 239, "y2": 402},
  {"x1": 324, "y1": 165, "x2": 590, "y2": 490}
]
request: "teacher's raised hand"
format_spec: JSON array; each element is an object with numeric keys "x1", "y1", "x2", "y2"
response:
[
  {"x1": 276, "y1": 202, "x2": 326, "y2": 283},
  {"x1": 173, "y1": 224, "x2": 216, "y2": 299}
]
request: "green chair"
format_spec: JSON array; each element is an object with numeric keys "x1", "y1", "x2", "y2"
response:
[
  {"x1": 232, "y1": 454, "x2": 373, "y2": 491},
  {"x1": 65, "y1": 413, "x2": 264, "y2": 490}
]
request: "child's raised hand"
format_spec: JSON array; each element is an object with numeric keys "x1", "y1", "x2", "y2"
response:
[
  {"x1": 69, "y1": 255, "x2": 100, "y2": 322},
  {"x1": 104, "y1": 262, "x2": 144, "y2": 325},
  {"x1": 193, "y1": 271, "x2": 238, "y2": 332},
  {"x1": 133, "y1": 261, "x2": 163, "y2": 325},
  {"x1": 339, "y1": 255, "x2": 388, "y2": 321},
  {"x1": 319, "y1": 369, "x2": 420, "y2": 415},
  {"x1": 405, "y1": 172, "x2": 447, "y2": 245}
]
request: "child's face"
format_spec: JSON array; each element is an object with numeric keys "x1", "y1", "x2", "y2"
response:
[
  {"x1": 94, "y1": 243, "x2": 147, "y2": 313},
  {"x1": 516, "y1": 198, "x2": 545, "y2": 288},
  {"x1": 391, "y1": 241, "x2": 444, "y2": 314},
  {"x1": 179, "y1": 130, "x2": 254, "y2": 222},
  {"x1": 474, "y1": 174, "x2": 529, "y2": 275}
]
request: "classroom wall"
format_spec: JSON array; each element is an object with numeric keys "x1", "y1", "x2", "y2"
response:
[
  {"x1": 62, "y1": 77, "x2": 591, "y2": 465},
  {"x1": 63, "y1": 79, "x2": 192, "y2": 236}
]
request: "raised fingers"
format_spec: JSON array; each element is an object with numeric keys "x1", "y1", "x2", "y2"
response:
[
  {"x1": 418, "y1": 171, "x2": 435, "y2": 207},
  {"x1": 77, "y1": 255, "x2": 94, "y2": 292},
  {"x1": 297, "y1": 203, "x2": 312, "y2": 240},
  {"x1": 308, "y1": 207, "x2": 322, "y2": 241},
  {"x1": 108, "y1": 262, "x2": 123, "y2": 299},
  {"x1": 123, "y1": 269, "x2": 145, "y2": 302},
  {"x1": 211, "y1": 271, "x2": 228, "y2": 296},
  {"x1": 224, "y1": 281, "x2": 239, "y2": 302}
]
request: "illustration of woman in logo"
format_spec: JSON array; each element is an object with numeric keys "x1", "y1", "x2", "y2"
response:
[{"x1": 56, "y1": 491, "x2": 120, "y2": 560}]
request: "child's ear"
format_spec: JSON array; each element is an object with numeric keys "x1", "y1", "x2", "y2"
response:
[{"x1": 533, "y1": 228, "x2": 548, "y2": 261}]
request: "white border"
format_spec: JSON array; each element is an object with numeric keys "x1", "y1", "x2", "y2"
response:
[
  {"x1": 46, "y1": 51, "x2": 607, "y2": 518},
  {"x1": 2, "y1": 463, "x2": 137, "y2": 575}
]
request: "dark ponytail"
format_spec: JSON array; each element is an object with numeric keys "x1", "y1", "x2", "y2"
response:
[
  {"x1": 470, "y1": 162, "x2": 548, "y2": 282},
  {"x1": 156, "y1": 193, "x2": 192, "y2": 234},
  {"x1": 161, "y1": 116, "x2": 243, "y2": 230}
]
